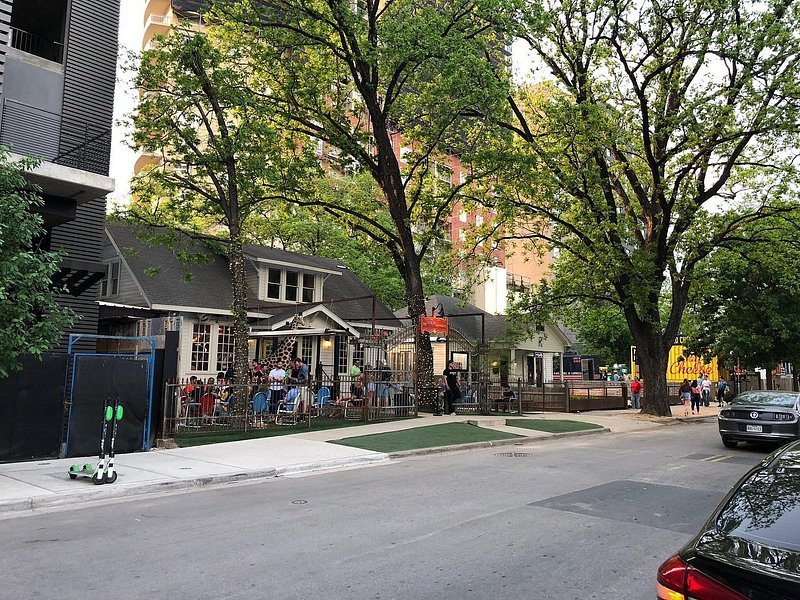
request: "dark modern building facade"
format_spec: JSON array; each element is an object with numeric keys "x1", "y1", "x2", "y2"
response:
[
  {"x1": 0, "y1": 0, "x2": 119, "y2": 348},
  {"x1": 0, "y1": 1, "x2": 120, "y2": 462}
]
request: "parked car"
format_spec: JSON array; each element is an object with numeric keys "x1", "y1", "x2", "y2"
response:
[
  {"x1": 657, "y1": 440, "x2": 800, "y2": 599},
  {"x1": 718, "y1": 390, "x2": 800, "y2": 448}
]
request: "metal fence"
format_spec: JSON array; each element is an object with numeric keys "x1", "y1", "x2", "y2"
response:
[
  {"x1": 449, "y1": 377, "x2": 628, "y2": 415},
  {"x1": 162, "y1": 372, "x2": 418, "y2": 437}
]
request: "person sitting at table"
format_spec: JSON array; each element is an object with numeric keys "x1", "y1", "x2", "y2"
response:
[
  {"x1": 338, "y1": 380, "x2": 365, "y2": 407},
  {"x1": 183, "y1": 376, "x2": 202, "y2": 416},
  {"x1": 497, "y1": 384, "x2": 516, "y2": 411}
]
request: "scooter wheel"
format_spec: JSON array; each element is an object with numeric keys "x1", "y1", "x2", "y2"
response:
[
  {"x1": 92, "y1": 475, "x2": 105, "y2": 485},
  {"x1": 104, "y1": 471, "x2": 117, "y2": 484},
  {"x1": 69, "y1": 473, "x2": 78, "y2": 480}
]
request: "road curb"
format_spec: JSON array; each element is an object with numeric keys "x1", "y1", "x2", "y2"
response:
[
  {"x1": 0, "y1": 468, "x2": 278, "y2": 516},
  {"x1": 387, "y1": 426, "x2": 611, "y2": 459}
]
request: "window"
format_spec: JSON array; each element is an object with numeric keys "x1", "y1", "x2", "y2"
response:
[
  {"x1": 459, "y1": 211, "x2": 467, "y2": 223},
  {"x1": 267, "y1": 268, "x2": 281, "y2": 299},
  {"x1": 262, "y1": 268, "x2": 319, "y2": 303},
  {"x1": 100, "y1": 261, "x2": 120, "y2": 297},
  {"x1": 353, "y1": 340, "x2": 364, "y2": 366},
  {"x1": 301, "y1": 337, "x2": 313, "y2": 366},
  {"x1": 302, "y1": 274, "x2": 316, "y2": 303},
  {"x1": 191, "y1": 323, "x2": 211, "y2": 372},
  {"x1": 475, "y1": 215, "x2": 484, "y2": 227},
  {"x1": 435, "y1": 163, "x2": 453, "y2": 184},
  {"x1": 337, "y1": 335, "x2": 349, "y2": 372},
  {"x1": 285, "y1": 271, "x2": 299, "y2": 302},
  {"x1": 459, "y1": 228, "x2": 466, "y2": 241},
  {"x1": 460, "y1": 170, "x2": 469, "y2": 185},
  {"x1": 216, "y1": 325, "x2": 234, "y2": 373}
]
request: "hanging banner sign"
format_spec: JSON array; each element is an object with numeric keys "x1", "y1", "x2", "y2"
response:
[{"x1": 420, "y1": 316, "x2": 449, "y2": 336}]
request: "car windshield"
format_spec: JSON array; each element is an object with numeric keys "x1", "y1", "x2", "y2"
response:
[{"x1": 730, "y1": 392, "x2": 799, "y2": 408}]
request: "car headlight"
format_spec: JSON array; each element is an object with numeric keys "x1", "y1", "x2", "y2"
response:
[
  {"x1": 773, "y1": 413, "x2": 796, "y2": 421},
  {"x1": 720, "y1": 410, "x2": 734, "y2": 418}
]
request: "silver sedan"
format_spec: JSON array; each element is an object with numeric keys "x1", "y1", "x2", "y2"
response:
[{"x1": 718, "y1": 390, "x2": 800, "y2": 448}]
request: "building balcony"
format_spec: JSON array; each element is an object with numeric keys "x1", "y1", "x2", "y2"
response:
[
  {"x1": 143, "y1": 13, "x2": 172, "y2": 48},
  {"x1": 144, "y1": 0, "x2": 172, "y2": 26}
]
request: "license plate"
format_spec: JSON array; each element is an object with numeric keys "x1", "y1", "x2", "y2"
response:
[{"x1": 747, "y1": 425, "x2": 763, "y2": 433}]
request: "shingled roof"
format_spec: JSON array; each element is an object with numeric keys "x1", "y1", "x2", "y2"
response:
[{"x1": 105, "y1": 222, "x2": 399, "y2": 325}]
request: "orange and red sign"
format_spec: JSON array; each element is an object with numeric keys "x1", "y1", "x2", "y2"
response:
[{"x1": 420, "y1": 316, "x2": 449, "y2": 336}]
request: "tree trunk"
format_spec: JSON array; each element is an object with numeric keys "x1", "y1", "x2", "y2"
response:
[
  {"x1": 633, "y1": 331, "x2": 671, "y2": 416},
  {"x1": 404, "y1": 258, "x2": 436, "y2": 410},
  {"x1": 227, "y1": 237, "x2": 251, "y2": 386}
]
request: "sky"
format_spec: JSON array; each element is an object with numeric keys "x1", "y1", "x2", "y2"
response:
[{"x1": 108, "y1": 0, "x2": 144, "y2": 209}]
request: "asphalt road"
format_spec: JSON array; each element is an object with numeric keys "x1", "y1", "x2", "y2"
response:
[{"x1": 2, "y1": 420, "x2": 772, "y2": 600}]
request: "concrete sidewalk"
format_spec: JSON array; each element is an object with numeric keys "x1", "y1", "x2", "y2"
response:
[{"x1": 0, "y1": 407, "x2": 713, "y2": 517}]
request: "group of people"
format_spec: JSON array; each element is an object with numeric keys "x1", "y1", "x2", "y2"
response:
[
  {"x1": 180, "y1": 374, "x2": 237, "y2": 420},
  {"x1": 679, "y1": 375, "x2": 727, "y2": 416},
  {"x1": 336, "y1": 359, "x2": 395, "y2": 407},
  {"x1": 181, "y1": 357, "x2": 312, "y2": 422}
]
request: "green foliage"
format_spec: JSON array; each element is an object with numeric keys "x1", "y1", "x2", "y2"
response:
[
  {"x1": 247, "y1": 173, "x2": 453, "y2": 310},
  {"x1": 0, "y1": 149, "x2": 76, "y2": 377},
  {"x1": 683, "y1": 209, "x2": 800, "y2": 369},
  {"x1": 562, "y1": 303, "x2": 634, "y2": 367},
  {"x1": 213, "y1": 0, "x2": 511, "y2": 312},
  {"x1": 128, "y1": 27, "x2": 317, "y2": 233},
  {"x1": 481, "y1": 0, "x2": 800, "y2": 412}
]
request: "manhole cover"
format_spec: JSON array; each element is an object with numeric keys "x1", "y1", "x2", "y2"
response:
[
  {"x1": 497, "y1": 452, "x2": 532, "y2": 457},
  {"x1": 291, "y1": 499, "x2": 308, "y2": 505}
]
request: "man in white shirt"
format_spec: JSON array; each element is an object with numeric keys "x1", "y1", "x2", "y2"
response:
[
  {"x1": 268, "y1": 365, "x2": 287, "y2": 412},
  {"x1": 700, "y1": 377, "x2": 712, "y2": 407}
]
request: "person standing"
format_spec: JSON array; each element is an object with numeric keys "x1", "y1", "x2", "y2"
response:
[
  {"x1": 376, "y1": 359, "x2": 392, "y2": 406},
  {"x1": 701, "y1": 376, "x2": 712, "y2": 407},
  {"x1": 268, "y1": 364, "x2": 287, "y2": 413},
  {"x1": 716, "y1": 378, "x2": 728, "y2": 406},
  {"x1": 690, "y1": 379, "x2": 702, "y2": 414},
  {"x1": 350, "y1": 360, "x2": 362, "y2": 379},
  {"x1": 679, "y1": 378, "x2": 692, "y2": 417},
  {"x1": 630, "y1": 377, "x2": 643, "y2": 410},
  {"x1": 443, "y1": 360, "x2": 462, "y2": 416}
]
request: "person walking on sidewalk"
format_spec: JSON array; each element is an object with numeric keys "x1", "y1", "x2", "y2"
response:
[
  {"x1": 443, "y1": 360, "x2": 462, "y2": 415},
  {"x1": 630, "y1": 377, "x2": 642, "y2": 410},
  {"x1": 679, "y1": 378, "x2": 692, "y2": 417},
  {"x1": 716, "y1": 378, "x2": 728, "y2": 406},
  {"x1": 690, "y1": 379, "x2": 702, "y2": 414}
]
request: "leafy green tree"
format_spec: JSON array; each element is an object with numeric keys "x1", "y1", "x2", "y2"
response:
[
  {"x1": 127, "y1": 27, "x2": 315, "y2": 384},
  {"x1": 562, "y1": 303, "x2": 634, "y2": 367},
  {"x1": 214, "y1": 0, "x2": 509, "y2": 391},
  {"x1": 247, "y1": 174, "x2": 453, "y2": 311},
  {"x1": 683, "y1": 210, "x2": 800, "y2": 388},
  {"x1": 482, "y1": 0, "x2": 800, "y2": 414},
  {"x1": 0, "y1": 150, "x2": 76, "y2": 377}
]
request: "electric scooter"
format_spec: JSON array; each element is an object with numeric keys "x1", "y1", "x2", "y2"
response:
[{"x1": 68, "y1": 397, "x2": 123, "y2": 484}]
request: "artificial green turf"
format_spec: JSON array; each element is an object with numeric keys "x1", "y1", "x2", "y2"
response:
[
  {"x1": 505, "y1": 419, "x2": 603, "y2": 433},
  {"x1": 332, "y1": 422, "x2": 523, "y2": 453},
  {"x1": 174, "y1": 417, "x2": 411, "y2": 448}
]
